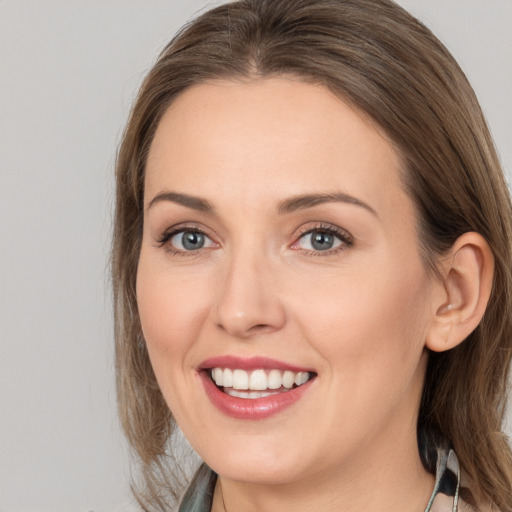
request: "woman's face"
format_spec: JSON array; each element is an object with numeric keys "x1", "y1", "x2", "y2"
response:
[{"x1": 137, "y1": 78, "x2": 437, "y2": 485}]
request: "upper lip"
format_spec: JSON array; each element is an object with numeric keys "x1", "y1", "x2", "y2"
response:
[{"x1": 199, "y1": 356, "x2": 314, "y2": 373}]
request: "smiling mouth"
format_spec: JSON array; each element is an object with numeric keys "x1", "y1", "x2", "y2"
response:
[{"x1": 209, "y1": 368, "x2": 315, "y2": 399}]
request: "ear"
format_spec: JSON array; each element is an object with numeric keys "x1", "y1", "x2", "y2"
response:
[{"x1": 426, "y1": 232, "x2": 494, "y2": 352}]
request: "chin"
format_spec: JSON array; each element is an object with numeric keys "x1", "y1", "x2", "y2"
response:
[
  {"x1": 192, "y1": 430, "x2": 323, "y2": 486},
  {"x1": 208, "y1": 455, "x2": 306, "y2": 485}
]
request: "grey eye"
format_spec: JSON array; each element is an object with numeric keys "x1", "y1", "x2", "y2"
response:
[
  {"x1": 298, "y1": 230, "x2": 342, "y2": 251},
  {"x1": 170, "y1": 231, "x2": 211, "y2": 251}
]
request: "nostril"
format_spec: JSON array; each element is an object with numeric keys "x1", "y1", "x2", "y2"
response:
[
  {"x1": 213, "y1": 278, "x2": 287, "y2": 337},
  {"x1": 253, "y1": 323, "x2": 271, "y2": 330},
  {"x1": 215, "y1": 321, "x2": 274, "y2": 337}
]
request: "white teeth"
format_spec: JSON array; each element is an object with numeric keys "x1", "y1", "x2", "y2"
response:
[
  {"x1": 223, "y1": 368, "x2": 233, "y2": 387},
  {"x1": 212, "y1": 367, "x2": 223, "y2": 386},
  {"x1": 210, "y1": 367, "x2": 312, "y2": 392},
  {"x1": 267, "y1": 369, "x2": 282, "y2": 389},
  {"x1": 249, "y1": 369, "x2": 268, "y2": 390},
  {"x1": 282, "y1": 371, "x2": 295, "y2": 389},
  {"x1": 232, "y1": 369, "x2": 249, "y2": 390},
  {"x1": 225, "y1": 389, "x2": 282, "y2": 399}
]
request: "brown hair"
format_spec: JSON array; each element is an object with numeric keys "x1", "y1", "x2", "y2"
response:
[{"x1": 112, "y1": 0, "x2": 512, "y2": 509}]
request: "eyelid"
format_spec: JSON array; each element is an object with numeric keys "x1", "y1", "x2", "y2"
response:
[
  {"x1": 156, "y1": 223, "x2": 219, "y2": 254},
  {"x1": 290, "y1": 222, "x2": 354, "y2": 254},
  {"x1": 154, "y1": 221, "x2": 352, "y2": 256},
  {"x1": 156, "y1": 222, "x2": 203, "y2": 243}
]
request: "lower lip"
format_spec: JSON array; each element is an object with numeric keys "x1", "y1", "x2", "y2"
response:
[{"x1": 199, "y1": 371, "x2": 314, "y2": 420}]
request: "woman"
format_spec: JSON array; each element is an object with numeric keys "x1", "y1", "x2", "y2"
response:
[{"x1": 112, "y1": 0, "x2": 512, "y2": 510}]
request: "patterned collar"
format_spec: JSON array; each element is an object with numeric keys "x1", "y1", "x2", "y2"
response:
[
  {"x1": 178, "y1": 446, "x2": 462, "y2": 512},
  {"x1": 425, "y1": 446, "x2": 461, "y2": 511}
]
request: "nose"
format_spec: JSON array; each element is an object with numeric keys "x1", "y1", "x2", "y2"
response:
[{"x1": 214, "y1": 250, "x2": 286, "y2": 339}]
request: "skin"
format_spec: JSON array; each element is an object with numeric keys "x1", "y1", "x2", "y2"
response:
[{"x1": 137, "y1": 77, "x2": 447, "y2": 511}]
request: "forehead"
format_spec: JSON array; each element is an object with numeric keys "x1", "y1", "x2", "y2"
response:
[{"x1": 145, "y1": 77, "x2": 407, "y2": 219}]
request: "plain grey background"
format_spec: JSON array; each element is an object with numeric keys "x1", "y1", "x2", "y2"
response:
[{"x1": 0, "y1": 1, "x2": 510, "y2": 511}]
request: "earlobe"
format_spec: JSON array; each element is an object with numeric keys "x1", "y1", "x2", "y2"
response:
[{"x1": 426, "y1": 232, "x2": 494, "y2": 353}]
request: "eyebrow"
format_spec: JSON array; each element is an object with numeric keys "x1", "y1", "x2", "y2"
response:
[
  {"x1": 147, "y1": 190, "x2": 377, "y2": 217},
  {"x1": 147, "y1": 191, "x2": 215, "y2": 213},
  {"x1": 278, "y1": 192, "x2": 378, "y2": 216}
]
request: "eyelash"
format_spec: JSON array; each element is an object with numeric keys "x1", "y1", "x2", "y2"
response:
[
  {"x1": 156, "y1": 224, "x2": 215, "y2": 257},
  {"x1": 156, "y1": 222, "x2": 353, "y2": 257},
  {"x1": 291, "y1": 223, "x2": 354, "y2": 256}
]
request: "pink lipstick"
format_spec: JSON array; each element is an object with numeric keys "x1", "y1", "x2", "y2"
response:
[{"x1": 198, "y1": 356, "x2": 316, "y2": 420}]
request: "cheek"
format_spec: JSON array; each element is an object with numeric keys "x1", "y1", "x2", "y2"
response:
[
  {"x1": 295, "y1": 263, "x2": 431, "y2": 442},
  {"x1": 135, "y1": 253, "x2": 212, "y2": 369},
  {"x1": 289, "y1": 255, "x2": 432, "y2": 379}
]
